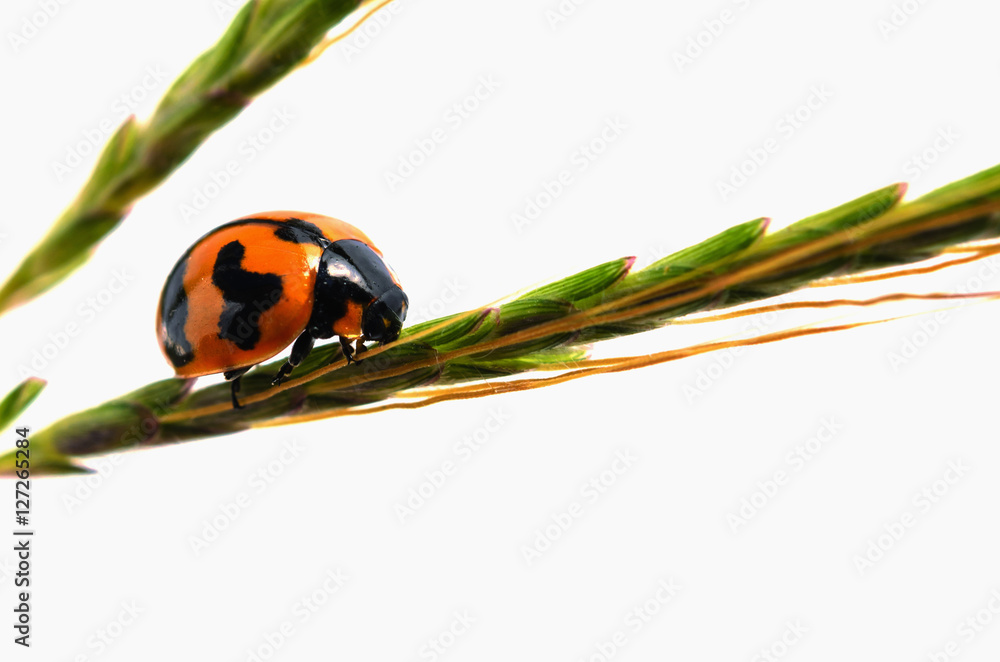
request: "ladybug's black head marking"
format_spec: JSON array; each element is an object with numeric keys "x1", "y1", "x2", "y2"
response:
[
  {"x1": 362, "y1": 286, "x2": 408, "y2": 344},
  {"x1": 310, "y1": 239, "x2": 406, "y2": 343}
]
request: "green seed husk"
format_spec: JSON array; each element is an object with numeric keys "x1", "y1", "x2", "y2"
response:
[{"x1": 0, "y1": 0, "x2": 364, "y2": 315}]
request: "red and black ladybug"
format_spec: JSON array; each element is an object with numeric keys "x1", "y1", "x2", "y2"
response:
[{"x1": 157, "y1": 212, "x2": 408, "y2": 408}]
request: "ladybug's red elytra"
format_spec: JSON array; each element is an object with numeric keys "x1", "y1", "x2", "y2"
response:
[{"x1": 156, "y1": 212, "x2": 408, "y2": 408}]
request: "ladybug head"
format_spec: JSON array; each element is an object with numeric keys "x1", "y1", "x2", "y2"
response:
[{"x1": 362, "y1": 286, "x2": 408, "y2": 344}]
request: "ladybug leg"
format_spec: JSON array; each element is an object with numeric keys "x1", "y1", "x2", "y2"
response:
[
  {"x1": 224, "y1": 366, "x2": 253, "y2": 409},
  {"x1": 338, "y1": 336, "x2": 356, "y2": 364},
  {"x1": 272, "y1": 332, "x2": 315, "y2": 386},
  {"x1": 354, "y1": 338, "x2": 369, "y2": 358}
]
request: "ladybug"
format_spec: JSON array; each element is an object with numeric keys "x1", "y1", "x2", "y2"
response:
[{"x1": 157, "y1": 212, "x2": 408, "y2": 408}]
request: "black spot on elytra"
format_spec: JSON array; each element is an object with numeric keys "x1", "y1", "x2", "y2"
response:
[
  {"x1": 273, "y1": 218, "x2": 328, "y2": 246},
  {"x1": 212, "y1": 241, "x2": 283, "y2": 351},
  {"x1": 160, "y1": 257, "x2": 194, "y2": 368}
]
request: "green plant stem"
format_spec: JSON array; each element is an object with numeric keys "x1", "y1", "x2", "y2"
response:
[
  {"x1": 3, "y1": 163, "x2": 1000, "y2": 476},
  {"x1": 0, "y1": 0, "x2": 364, "y2": 315}
]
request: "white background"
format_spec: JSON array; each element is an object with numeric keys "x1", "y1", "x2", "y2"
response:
[{"x1": 3, "y1": 0, "x2": 1000, "y2": 659}]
